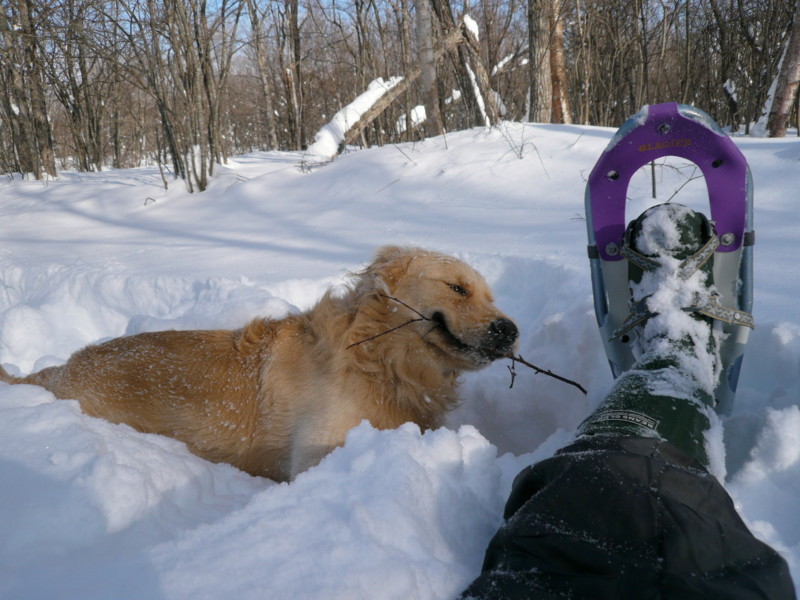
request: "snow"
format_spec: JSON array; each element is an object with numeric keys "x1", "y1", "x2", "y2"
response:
[
  {"x1": 724, "y1": 78, "x2": 739, "y2": 103},
  {"x1": 605, "y1": 104, "x2": 650, "y2": 151},
  {"x1": 463, "y1": 15, "x2": 480, "y2": 40},
  {"x1": 0, "y1": 123, "x2": 798, "y2": 598},
  {"x1": 491, "y1": 53, "x2": 514, "y2": 76},
  {"x1": 397, "y1": 105, "x2": 427, "y2": 134}
]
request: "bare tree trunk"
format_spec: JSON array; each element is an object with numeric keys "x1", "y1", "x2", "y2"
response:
[
  {"x1": 574, "y1": 0, "x2": 592, "y2": 125},
  {"x1": 527, "y1": 0, "x2": 552, "y2": 122},
  {"x1": 289, "y1": 0, "x2": 304, "y2": 148},
  {"x1": 459, "y1": 21, "x2": 500, "y2": 127},
  {"x1": 416, "y1": 0, "x2": 444, "y2": 136},
  {"x1": 279, "y1": 0, "x2": 304, "y2": 150},
  {"x1": 681, "y1": 0, "x2": 691, "y2": 104},
  {"x1": 633, "y1": 0, "x2": 648, "y2": 108},
  {"x1": 19, "y1": 0, "x2": 56, "y2": 177},
  {"x1": 549, "y1": 0, "x2": 571, "y2": 124},
  {"x1": 708, "y1": 0, "x2": 739, "y2": 129},
  {"x1": 431, "y1": 0, "x2": 470, "y2": 128},
  {"x1": 247, "y1": 0, "x2": 279, "y2": 149},
  {"x1": 38, "y1": 0, "x2": 112, "y2": 173},
  {"x1": 767, "y1": 0, "x2": 800, "y2": 137},
  {"x1": 2, "y1": 0, "x2": 57, "y2": 178},
  {"x1": 395, "y1": 0, "x2": 415, "y2": 140},
  {"x1": 0, "y1": 7, "x2": 34, "y2": 174}
]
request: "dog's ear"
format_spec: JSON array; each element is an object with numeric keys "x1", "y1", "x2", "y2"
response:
[{"x1": 361, "y1": 246, "x2": 414, "y2": 293}]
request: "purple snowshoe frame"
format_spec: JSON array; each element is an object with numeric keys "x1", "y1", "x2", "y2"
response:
[{"x1": 585, "y1": 102, "x2": 754, "y2": 413}]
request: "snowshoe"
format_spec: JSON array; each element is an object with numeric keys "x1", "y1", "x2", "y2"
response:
[{"x1": 585, "y1": 102, "x2": 754, "y2": 414}]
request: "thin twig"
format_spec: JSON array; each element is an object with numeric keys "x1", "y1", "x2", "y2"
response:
[
  {"x1": 346, "y1": 294, "x2": 432, "y2": 349},
  {"x1": 347, "y1": 317, "x2": 427, "y2": 349},
  {"x1": 378, "y1": 293, "x2": 429, "y2": 320},
  {"x1": 507, "y1": 361, "x2": 517, "y2": 389},
  {"x1": 665, "y1": 170, "x2": 703, "y2": 203},
  {"x1": 392, "y1": 144, "x2": 417, "y2": 166},
  {"x1": 506, "y1": 354, "x2": 588, "y2": 395},
  {"x1": 346, "y1": 296, "x2": 588, "y2": 396}
]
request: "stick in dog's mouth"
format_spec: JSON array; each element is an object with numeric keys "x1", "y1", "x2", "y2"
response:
[
  {"x1": 428, "y1": 311, "x2": 470, "y2": 350},
  {"x1": 348, "y1": 294, "x2": 587, "y2": 394}
]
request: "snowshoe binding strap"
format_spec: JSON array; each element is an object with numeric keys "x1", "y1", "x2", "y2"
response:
[
  {"x1": 611, "y1": 292, "x2": 754, "y2": 341},
  {"x1": 611, "y1": 216, "x2": 754, "y2": 341},
  {"x1": 620, "y1": 221, "x2": 720, "y2": 281},
  {"x1": 689, "y1": 293, "x2": 755, "y2": 329}
]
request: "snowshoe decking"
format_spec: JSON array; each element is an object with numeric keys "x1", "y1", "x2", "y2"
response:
[{"x1": 585, "y1": 103, "x2": 754, "y2": 414}]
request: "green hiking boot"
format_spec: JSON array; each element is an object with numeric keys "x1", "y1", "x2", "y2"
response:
[{"x1": 579, "y1": 203, "x2": 741, "y2": 468}]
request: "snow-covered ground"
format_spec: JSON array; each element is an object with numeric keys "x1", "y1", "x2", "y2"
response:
[{"x1": 0, "y1": 122, "x2": 798, "y2": 599}]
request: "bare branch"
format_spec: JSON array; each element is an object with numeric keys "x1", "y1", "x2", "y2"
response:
[
  {"x1": 347, "y1": 295, "x2": 588, "y2": 396},
  {"x1": 346, "y1": 316, "x2": 428, "y2": 349},
  {"x1": 506, "y1": 354, "x2": 588, "y2": 395},
  {"x1": 346, "y1": 294, "x2": 433, "y2": 349}
]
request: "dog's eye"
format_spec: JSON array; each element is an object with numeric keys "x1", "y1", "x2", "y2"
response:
[{"x1": 448, "y1": 283, "x2": 469, "y2": 297}]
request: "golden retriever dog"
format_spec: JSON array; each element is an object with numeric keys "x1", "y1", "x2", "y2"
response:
[{"x1": 0, "y1": 246, "x2": 518, "y2": 481}]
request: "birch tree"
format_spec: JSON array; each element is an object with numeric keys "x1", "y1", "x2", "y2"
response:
[{"x1": 767, "y1": 0, "x2": 800, "y2": 137}]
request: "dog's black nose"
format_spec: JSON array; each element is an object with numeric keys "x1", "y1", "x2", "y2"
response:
[{"x1": 488, "y1": 317, "x2": 518, "y2": 350}]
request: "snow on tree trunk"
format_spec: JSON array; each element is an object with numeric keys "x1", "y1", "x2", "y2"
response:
[
  {"x1": 464, "y1": 62, "x2": 490, "y2": 128},
  {"x1": 751, "y1": 73, "x2": 778, "y2": 137},
  {"x1": 305, "y1": 77, "x2": 404, "y2": 162}
]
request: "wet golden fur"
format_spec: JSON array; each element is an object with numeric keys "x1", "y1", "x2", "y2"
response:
[{"x1": 0, "y1": 246, "x2": 517, "y2": 481}]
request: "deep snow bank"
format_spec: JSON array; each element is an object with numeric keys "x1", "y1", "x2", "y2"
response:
[{"x1": 0, "y1": 124, "x2": 797, "y2": 598}]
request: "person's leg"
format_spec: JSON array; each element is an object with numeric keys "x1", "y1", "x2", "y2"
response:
[
  {"x1": 460, "y1": 435, "x2": 795, "y2": 600},
  {"x1": 460, "y1": 205, "x2": 795, "y2": 599},
  {"x1": 578, "y1": 203, "x2": 722, "y2": 468}
]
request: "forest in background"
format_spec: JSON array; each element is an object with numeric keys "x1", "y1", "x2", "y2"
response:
[{"x1": 1, "y1": 0, "x2": 798, "y2": 191}]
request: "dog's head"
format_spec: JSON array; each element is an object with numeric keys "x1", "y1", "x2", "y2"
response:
[{"x1": 355, "y1": 246, "x2": 519, "y2": 370}]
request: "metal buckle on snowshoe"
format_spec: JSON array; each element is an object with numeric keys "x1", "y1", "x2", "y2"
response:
[
  {"x1": 611, "y1": 287, "x2": 755, "y2": 342},
  {"x1": 687, "y1": 293, "x2": 755, "y2": 329}
]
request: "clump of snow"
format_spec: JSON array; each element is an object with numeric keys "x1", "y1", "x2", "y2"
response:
[
  {"x1": 632, "y1": 203, "x2": 690, "y2": 255},
  {"x1": 463, "y1": 14, "x2": 480, "y2": 40},
  {"x1": 154, "y1": 423, "x2": 518, "y2": 600},
  {"x1": 0, "y1": 123, "x2": 797, "y2": 597},
  {"x1": 605, "y1": 104, "x2": 650, "y2": 152},
  {"x1": 703, "y1": 410, "x2": 728, "y2": 481},
  {"x1": 397, "y1": 105, "x2": 427, "y2": 134},
  {"x1": 491, "y1": 53, "x2": 514, "y2": 76},
  {"x1": 724, "y1": 79, "x2": 738, "y2": 103}
]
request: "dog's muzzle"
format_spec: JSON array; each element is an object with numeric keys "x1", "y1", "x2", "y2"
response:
[
  {"x1": 431, "y1": 312, "x2": 518, "y2": 362},
  {"x1": 484, "y1": 317, "x2": 519, "y2": 357}
]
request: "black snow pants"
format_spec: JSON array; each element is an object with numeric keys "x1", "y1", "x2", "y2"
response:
[{"x1": 460, "y1": 436, "x2": 795, "y2": 600}]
